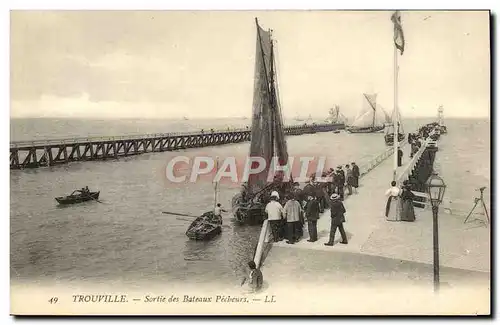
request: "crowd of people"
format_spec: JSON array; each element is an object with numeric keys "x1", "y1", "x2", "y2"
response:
[
  {"x1": 264, "y1": 190, "x2": 349, "y2": 246},
  {"x1": 386, "y1": 123, "x2": 443, "y2": 221},
  {"x1": 262, "y1": 162, "x2": 359, "y2": 246},
  {"x1": 242, "y1": 123, "x2": 445, "y2": 292}
]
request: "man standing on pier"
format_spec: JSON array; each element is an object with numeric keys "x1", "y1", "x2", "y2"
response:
[
  {"x1": 345, "y1": 164, "x2": 353, "y2": 195},
  {"x1": 283, "y1": 194, "x2": 302, "y2": 244},
  {"x1": 351, "y1": 162, "x2": 360, "y2": 193},
  {"x1": 325, "y1": 194, "x2": 348, "y2": 246},
  {"x1": 327, "y1": 168, "x2": 335, "y2": 195},
  {"x1": 265, "y1": 191, "x2": 284, "y2": 242},
  {"x1": 305, "y1": 196, "x2": 320, "y2": 242},
  {"x1": 336, "y1": 166, "x2": 345, "y2": 200},
  {"x1": 397, "y1": 148, "x2": 403, "y2": 167}
]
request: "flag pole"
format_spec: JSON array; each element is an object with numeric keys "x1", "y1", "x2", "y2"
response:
[{"x1": 392, "y1": 32, "x2": 399, "y2": 182}]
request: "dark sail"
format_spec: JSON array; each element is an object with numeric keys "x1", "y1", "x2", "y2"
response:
[
  {"x1": 247, "y1": 21, "x2": 274, "y2": 195},
  {"x1": 269, "y1": 41, "x2": 289, "y2": 168},
  {"x1": 231, "y1": 18, "x2": 291, "y2": 225}
]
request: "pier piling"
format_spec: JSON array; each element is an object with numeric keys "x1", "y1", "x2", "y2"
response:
[{"x1": 10, "y1": 123, "x2": 344, "y2": 169}]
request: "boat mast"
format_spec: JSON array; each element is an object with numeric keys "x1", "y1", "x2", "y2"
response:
[
  {"x1": 255, "y1": 18, "x2": 275, "y2": 159},
  {"x1": 372, "y1": 104, "x2": 376, "y2": 128},
  {"x1": 213, "y1": 156, "x2": 219, "y2": 210},
  {"x1": 269, "y1": 31, "x2": 276, "y2": 158},
  {"x1": 363, "y1": 93, "x2": 377, "y2": 128}
]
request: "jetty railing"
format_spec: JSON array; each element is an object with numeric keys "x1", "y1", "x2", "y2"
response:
[
  {"x1": 396, "y1": 139, "x2": 433, "y2": 184},
  {"x1": 10, "y1": 129, "x2": 250, "y2": 148},
  {"x1": 358, "y1": 140, "x2": 407, "y2": 178},
  {"x1": 10, "y1": 123, "x2": 345, "y2": 169}
]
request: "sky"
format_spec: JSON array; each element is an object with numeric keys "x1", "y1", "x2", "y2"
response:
[{"x1": 10, "y1": 10, "x2": 490, "y2": 119}]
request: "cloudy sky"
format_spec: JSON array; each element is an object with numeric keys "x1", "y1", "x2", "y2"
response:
[{"x1": 10, "y1": 10, "x2": 490, "y2": 119}]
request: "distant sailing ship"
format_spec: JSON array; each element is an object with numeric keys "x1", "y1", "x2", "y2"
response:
[
  {"x1": 183, "y1": 116, "x2": 189, "y2": 121},
  {"x1": 384, "y1": 108, "x2": 405, "y2": 145},
  {"x1": 231, "y1": 18, "x2": 294, "y2": 226},
  {"x1": 346, "y1": 93, "x2": 385, "y2": 133},
  {"x1": 325, "y1": 105, "x2": 347, "y2": 124}
]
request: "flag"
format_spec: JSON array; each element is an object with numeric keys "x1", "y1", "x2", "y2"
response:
[{"x1": 391, "y1": 11, "x2": 405, "y2": 55}]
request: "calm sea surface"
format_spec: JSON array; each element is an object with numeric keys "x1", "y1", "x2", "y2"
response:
[{"x1": 10, "y1": 117, "x2": 490, "y2": 287}]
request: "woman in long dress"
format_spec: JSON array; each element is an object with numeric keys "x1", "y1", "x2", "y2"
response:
[
  {"x1": 400, "y1": 184, "x2": 416, "y2": 222},
  {"x1": 385, "y1": 181, "x2": 402, "y2": 221}
]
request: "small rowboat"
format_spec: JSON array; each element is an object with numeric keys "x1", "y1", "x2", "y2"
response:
[
  {"x1": 186, "y1": 211, "x2": 222, "y2": 241},
  {"x1": 55, "y1": 190, "x2": 100, "y2": 205}
]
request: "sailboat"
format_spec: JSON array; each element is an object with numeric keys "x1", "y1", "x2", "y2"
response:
[
  {"x1": 346, "y1": 93, "x2": 385, "y2": 133},
  {"x1": 325, "y1": 105, "x2": 347, "y2": 125},
  {"x1": 231, "y1": 18, "x2": 294, "y2": 226},
  {"x1": 384, "y1": 107, "x2": 405, "y2": 146}
]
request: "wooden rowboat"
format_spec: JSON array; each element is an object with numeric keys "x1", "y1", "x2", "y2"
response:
[
  {"x1": 185, "y1": 211, "x2": 222, "y2": 241},
  {"x1": 55, "y1": 190, "x2": 100, "y2": 205}
]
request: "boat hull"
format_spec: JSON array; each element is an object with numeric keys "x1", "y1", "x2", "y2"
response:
[
  {"x1": 55, "y1": 191, "x2": 100, "y2": 205},
  {"x1": 346, "y1": 125, "x2": 385, "y2": 133},
  {"x1": 232, "y1": 204, "x2": 266, "y2": 225},
  {"x1": 185, "y1": 212, "x2": 222, "y2": 241}
]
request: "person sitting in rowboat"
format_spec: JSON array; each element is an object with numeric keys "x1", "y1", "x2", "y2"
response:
[
  {"x1": 211, "y1": 203, "x2": 226, "y2": 224},
  {"x1": 214, "y1": 203, "x2": 227, "y2": 217},
  {"x1": 76, "y1": 187, "x2": 90, "y2": 196}
]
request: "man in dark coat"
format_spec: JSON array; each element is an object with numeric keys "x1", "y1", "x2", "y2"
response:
[
  {"x1": 397, "y1": 148, "x2": 403, "y2": 167},
  {"x1": 302, "y1": 178, "x2": 316, "y2": 201},
  {"x1": 304, "y1": 195, "x2": 321, "y2": 242},
  {"x1": 351, "y1": 162, "x2": 360, "y2": 191},
  {"x1": 315, "y1": 178, "x2": 327, "y2": 213},
  {"x1": 324, "y1": 193, "x2": 348, "y2": 246},
  {"x1": 336, "y1": 166, "x2": 345, "y2": 200}
]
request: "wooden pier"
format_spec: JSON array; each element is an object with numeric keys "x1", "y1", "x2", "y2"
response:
[
  {"x1": 10, "y1": 123, "x2": 344, "y2": 169},
  {"x1": 260, "y1": 125, "x2": 489, "y2": 283}
]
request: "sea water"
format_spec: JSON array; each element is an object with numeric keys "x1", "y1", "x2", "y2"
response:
[{"x1": 10, "y1": 117, "x2": 490, "y2": 288}]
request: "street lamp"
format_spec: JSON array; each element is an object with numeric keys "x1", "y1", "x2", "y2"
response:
[{"x1": 426, "y1": 172, "x2": 447, "y2": 293}]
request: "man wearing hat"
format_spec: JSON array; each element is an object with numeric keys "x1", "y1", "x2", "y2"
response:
[
  {"x1": 304, "y1": 195, "x2": 321, "y2": 242},
  {"x1": 351, "y1": 162, "x2": 360, "y2": 192},
  {"x1": 265, "y1": 191, "x2": 284, "y2": 242},
  {"x1": 335, "y1": 166, "x2": 345, "y2": 200},
  {"x1": 325, "y1": 193, "x2": 348, "y2": 246},
  {"x1": 327, "y1": 168, "x2": 335, "y2": 195}
]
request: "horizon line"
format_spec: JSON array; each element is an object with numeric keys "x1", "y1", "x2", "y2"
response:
[{"x1": 9, "y1": 116, "x2": 490, "y2": 120}]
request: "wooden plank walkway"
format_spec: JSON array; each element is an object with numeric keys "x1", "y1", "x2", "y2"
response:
[
  {"x1": 270, "y1": 139, "x2": 490, "y2": 273},
  {"x1": 273, "y1": 142, "x2": 412, "y2": 254}
]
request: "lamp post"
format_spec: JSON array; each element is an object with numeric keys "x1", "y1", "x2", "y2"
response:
[{"x1": 426, "y1": 172, "x2": 447, "y2": 293}]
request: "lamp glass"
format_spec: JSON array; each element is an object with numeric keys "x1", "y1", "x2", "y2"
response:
[{"x1": 427, "y1": 174, "x2": 446, "y2": 207}]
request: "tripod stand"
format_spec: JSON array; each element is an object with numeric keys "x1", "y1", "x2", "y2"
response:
[{"x1": 464, "y1": 187, "x2": 490, "y2": 224}]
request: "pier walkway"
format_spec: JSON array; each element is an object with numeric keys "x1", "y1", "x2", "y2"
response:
[
  {"x1": 10, "y1": 123, "x2": 344, "y2": 170},
  {"x1": 269, "y1": 136, "x2": 489, "y2": 276}
]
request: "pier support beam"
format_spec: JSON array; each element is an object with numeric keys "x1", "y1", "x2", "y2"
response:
[{"x1": 10, "y1": 123, "x2": 345, "y2": 169}]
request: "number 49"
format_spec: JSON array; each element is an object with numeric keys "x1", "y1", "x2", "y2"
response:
[{"x1": 48, "y1": 297, "x2": 58, "y2": 304}]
